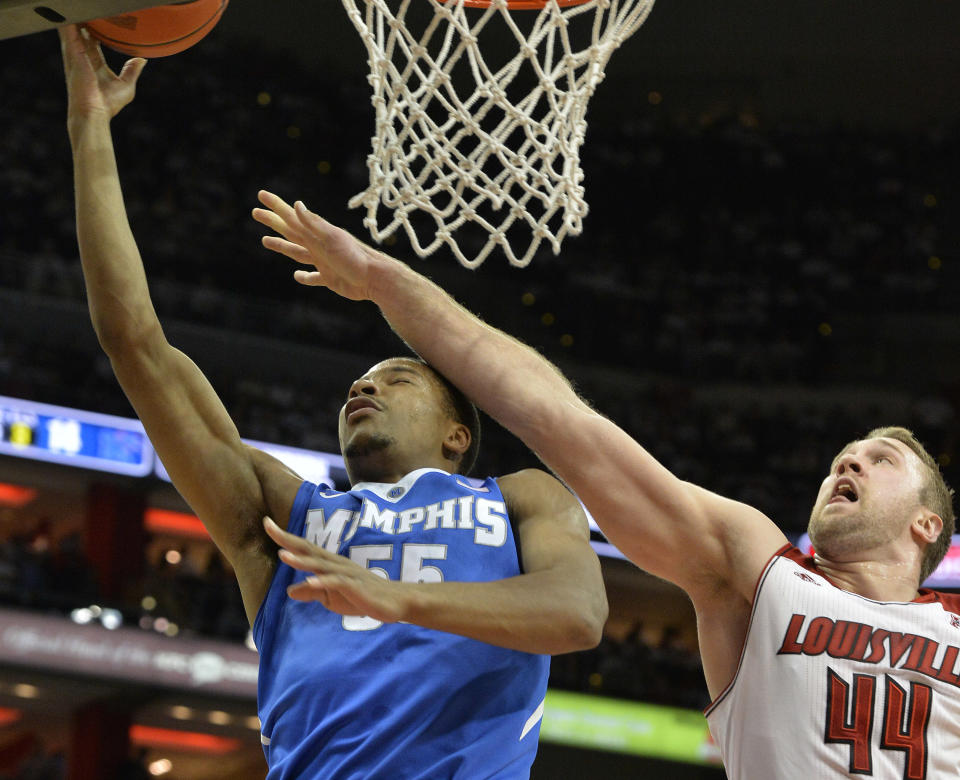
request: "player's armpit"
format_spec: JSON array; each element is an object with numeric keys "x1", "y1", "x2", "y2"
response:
[
  {"x1": 246, "y1": 447, "x2": 303, "y2": 533},
  {"x1": 118, "y1": 345, "x2": 305, "y2": 627},
  {"x1": 230, "y1": 449, "x2": 306, "y2": 626},
  {"x1": 682, "y1": 483, "x2": 791, "y2": 603}
]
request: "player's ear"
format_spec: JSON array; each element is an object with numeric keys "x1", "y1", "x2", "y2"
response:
[
  {"x1": 442, "y1": 422, "x2": 470, "y2": 464},
  {"x1": 912, "y1": 509, "x2": 942, "y2": 545}
]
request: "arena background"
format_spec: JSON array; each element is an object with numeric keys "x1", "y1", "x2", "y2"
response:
[{"x1": 0, "y1": 0, "x2": 958, "y2": 776}]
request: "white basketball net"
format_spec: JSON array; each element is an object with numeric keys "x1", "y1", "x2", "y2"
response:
[{"x1": 342, "y1": 0, "x2": 655, "y2": 267}]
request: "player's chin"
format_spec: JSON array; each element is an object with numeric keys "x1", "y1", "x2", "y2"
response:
[{"x1": 810, "y1": 515, "x2": 862, "y2": 552}]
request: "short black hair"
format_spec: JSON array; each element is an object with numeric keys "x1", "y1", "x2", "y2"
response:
[{"x1": 415, "y1": 359, "x2": 481, "y2": 475}]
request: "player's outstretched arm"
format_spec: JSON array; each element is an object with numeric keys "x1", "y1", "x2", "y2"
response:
[
  {"x1": 253, "y1": 193, "x2": 786, "y2": 606},
  {"x1": 61, "y1": 26, "x2": 301, "y2": 623},
  {"x1": 263, "y1": 468, "x2": 606, "y2": 655}
]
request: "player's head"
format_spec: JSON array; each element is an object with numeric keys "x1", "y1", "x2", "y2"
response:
[
  {"x1": 808, "y1": 426, "x2": 955, "y2": 584},
  {"x1": 338, "y1": 357, "x2": 481, "y2": 484},
  {"x1": 421, "y1": 359, "x2": 481, "y2": 475}
]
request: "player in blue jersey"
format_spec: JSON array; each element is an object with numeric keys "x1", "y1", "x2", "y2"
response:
[{"x1": 58, "y1": 25, "x2": 607, "y2": 779}]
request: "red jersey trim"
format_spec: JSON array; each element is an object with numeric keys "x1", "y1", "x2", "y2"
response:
[
  {"x1": 782, "y1": 546, "x2": 960, "y2": 607},
  {"x1": 703, "y1": 542, "x2": 793, "y2": 716}
]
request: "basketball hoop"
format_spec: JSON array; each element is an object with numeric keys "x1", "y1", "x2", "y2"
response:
[{"x1": 342, "y1": 0, "x2": 656, "y2": 267}]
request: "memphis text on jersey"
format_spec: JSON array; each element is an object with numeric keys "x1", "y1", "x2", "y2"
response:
[{"x1": 305, "y1": 493, "x2": 509, "y2": 551}]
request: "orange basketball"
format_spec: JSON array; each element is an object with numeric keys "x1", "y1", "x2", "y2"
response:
[{"x1": 85, "y1": 0, "x2": 229, "y2": 59}]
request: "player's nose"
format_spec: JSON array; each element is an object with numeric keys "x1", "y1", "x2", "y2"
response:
[
  {"x1": 836, "y1": 452, "x2": 863, "y2": 475},
  {"x1": 348, "y1": 377, "x2": 378, "y2": 399}
]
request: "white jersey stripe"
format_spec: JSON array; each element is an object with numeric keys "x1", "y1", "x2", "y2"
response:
[{"x1": 519, "y1": 698, "x2": 545, "y2": 741}]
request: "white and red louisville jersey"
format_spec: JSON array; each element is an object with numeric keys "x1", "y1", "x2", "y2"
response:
[{"x1": 706, "y1": 544, "x2": 960, "y2": 779}]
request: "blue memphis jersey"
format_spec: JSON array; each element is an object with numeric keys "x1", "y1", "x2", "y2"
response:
[{"x1": 253, "y1": 468, "x2": 550, "y2": 780}]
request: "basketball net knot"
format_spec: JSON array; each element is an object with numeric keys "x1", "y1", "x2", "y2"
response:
[{"x1": 343, "y1": 0, "x2": 655, "y2": 267}]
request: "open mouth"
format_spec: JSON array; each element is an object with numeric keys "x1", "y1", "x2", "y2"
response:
[{"x1": 831, "y1": 481, "x2": 858, "y2": 503}]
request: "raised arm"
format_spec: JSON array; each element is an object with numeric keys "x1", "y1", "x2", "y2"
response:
[
  {"x1": 252, "y1": 194, "x2": 788, "y2": 607},
  {"x1": 263, "y1": 468, "x2": 607, "y2": 655},
  {"x1": 61, "y1": 27, "x2": 300, "y2": 623}
]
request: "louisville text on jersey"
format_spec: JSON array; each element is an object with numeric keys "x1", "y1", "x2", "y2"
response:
[{"x1": 777, "y1": 612, "x2": 960, "y2": 689}]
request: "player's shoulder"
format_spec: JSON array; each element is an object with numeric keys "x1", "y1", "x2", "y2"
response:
[
  {"x1": 497, "y1": 468, "x2": 567, "y2": 502},
  {"x1": 921, "y1": 588, "x2": 960, "y2": 613},
  {"x1": 497, "y1": 466, "x2": 562, "y2": 486},
  {"x1": 776, "y1": 544, "x2": 816, "y2": 570},
  {"x1": 495, "y1": 468, "x2": 585, "y2": 531}
]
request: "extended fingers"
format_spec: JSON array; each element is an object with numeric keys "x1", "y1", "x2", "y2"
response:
[
  {"x1": 251, "y1": 206, "x2": 289, "y2": 235},
  {"x1": 81, "y1": 26, "x2": 109, "y2": 69},
  {"x1": 59, "y1": 24, "x2": 94, "y2": 72},
  {"x1": 293, "y1": 202, "x2": 355, "y2": 249},
  {"x1": 255, "y1": 191, "x2": 305, "y2": 235},
  {"x1": 253, "y1": 196, "x2": 316, "y2": 269},
  {"x1": 261, "y1": 235, "x2": 314, "y2": 266},
  {"x1": 287, "y1": 574, "x2": 366, "y2": 605},
  {"x1": 289, "y1": 574, "x2": 334, "y2": 593},
  {"x1": 263, "y1": 516, "x2": 316, "y2": 553},
  {"x1": 292, "y1": 270, "x2": 327, "y2": 287},
  {"x1": 57, "y1": 24, "x2": 81, "y2": 49},
  {"x1": 286, "y1": 579, "x2": 370, "y2": 615},
  {"x1": 263, "y1": 518, "x2": 349, "y2": 577},
  {"x1": 277, "y1": 549, "x2": 325, "y2": 572},
  {"x1": 287, "y1": 576, "x2": 333, "y2": 604},
  {"x1": 257, "y1": 189, "x2": 296, "y2": 218},
  {"x1": 293, "y1": 200, "x2": 331, "y2": 232},
  {"x1": 254, "y1": 192, "x2": 336, "y2": 248}
]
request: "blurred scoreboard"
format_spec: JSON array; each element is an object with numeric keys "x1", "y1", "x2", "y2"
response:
[
  {"x1": 0, "y1": 395, "x2": 153, "y2": 476},
  {"x1": 0, "y1": 394, "x2": 346, "y2": 487},
  {"x1": 0, "y1": 394, "x2": 631, "y2": 558}
]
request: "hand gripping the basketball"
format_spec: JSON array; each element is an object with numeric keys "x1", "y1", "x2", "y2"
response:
[
  {"x1": 253, "y1": 191, "x2": 395, "y2": 303},
  {"x1": 263, "y1": 517, "x2": 408, "y2": 624},
  {"x1": 59, "y1": 24, "x2": 147, "y2": 128}
]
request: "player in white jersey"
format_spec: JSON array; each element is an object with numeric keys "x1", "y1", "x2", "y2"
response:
[{"x1": 253, "y1": 193, "x2": 960, "y2": 779}]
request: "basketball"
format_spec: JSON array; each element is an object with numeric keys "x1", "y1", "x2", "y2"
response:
[{"x1": 84, "y1": 0, "x2": 229, "y2": 59}]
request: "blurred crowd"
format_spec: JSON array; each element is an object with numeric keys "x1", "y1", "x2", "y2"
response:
[
  {"x1": 0, "y1": 521, "x2": 97, "y2": 614},
  {"x1": 551, "y1": 623, "x2": 708, "y2": 710},
  {"x1": 0, "y1": 26, "x2": 958, "y2": 716},
  {"x1": 0, "y1": 518, "x2": 249, "y2": 641}
]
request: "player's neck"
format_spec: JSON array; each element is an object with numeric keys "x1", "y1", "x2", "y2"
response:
[
  {"x1": 812, "y1": 555, "x2": 922, "y2": 602},
  {"x1": 345, "y1": 456, "x2": 451, "y2": 486}
]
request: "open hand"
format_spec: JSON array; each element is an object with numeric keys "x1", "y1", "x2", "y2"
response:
[
  {"x1": 59, "y1": 24, "x2": 146, "y2": 125},
  {"x1": 253, "y1": 191, "x2": 397, "y2": 302},
  {"x1": 263, "y1": 517, "x2": 408, "y2": 623}
]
